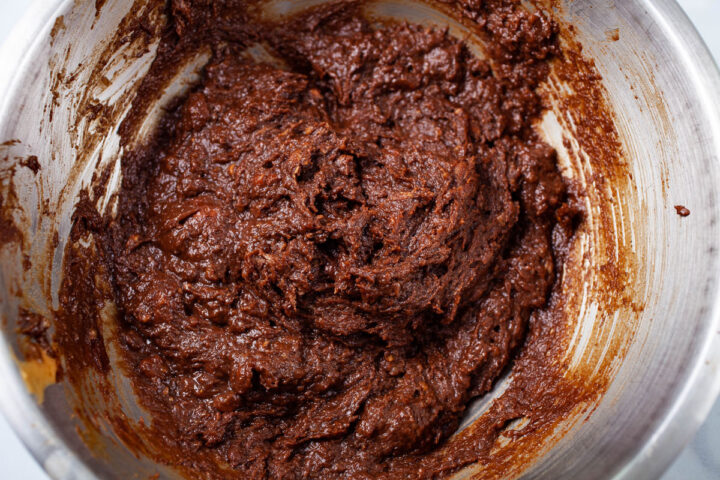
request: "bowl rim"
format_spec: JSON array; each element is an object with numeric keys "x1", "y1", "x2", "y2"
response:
[
  {"x1": 0, "y1": 0, "x2": 718, "y2": 479},
  {"x1": 608, "y1": 1, "x2": 720, "y2": 476}
]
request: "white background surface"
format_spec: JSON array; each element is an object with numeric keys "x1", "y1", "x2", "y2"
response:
[{"x1": 0, "y1": 0, "x2": 719, "y2": 479}]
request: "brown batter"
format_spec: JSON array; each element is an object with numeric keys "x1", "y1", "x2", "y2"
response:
[
  {"x1": 675, "y1": 205, "x2": 691, "y2": 217},
  {"x1": 64, "y1": 1, "x2": 580, "y2": 478}
]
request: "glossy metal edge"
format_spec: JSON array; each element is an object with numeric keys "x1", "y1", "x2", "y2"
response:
[
  {"x1": 0, "y1": 1, "x2": 717, "y2": 479},
  {"x1": 0, "y1": 1, "x2": 95, "y2": 479},
  {"x1": 610, "y1": 0, "x2": 720, "y2": 478}
]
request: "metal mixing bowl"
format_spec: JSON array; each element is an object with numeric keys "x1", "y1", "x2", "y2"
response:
[{"x1": 0, "y1": 0, "x2": 719, "y2": 479}]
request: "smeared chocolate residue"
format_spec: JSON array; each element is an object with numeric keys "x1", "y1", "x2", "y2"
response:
[
  {"x1": 18, "y1": 308, "x2": 55, "y2": 359},
  {"x1": 21, "y1": 155, "x2": 41, "y2": 175},
  {"x1": 0, "y1": 194, "x2": 22, "y2": 244}
]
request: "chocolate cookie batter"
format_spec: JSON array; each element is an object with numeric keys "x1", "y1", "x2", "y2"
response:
[{"x1": 68, "y1": 1, "x2": 579, "y2": 478}]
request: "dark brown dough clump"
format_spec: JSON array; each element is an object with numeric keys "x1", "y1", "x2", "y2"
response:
[{"x1": 104, "y1": 2, "x2": 572, "y2": 478}]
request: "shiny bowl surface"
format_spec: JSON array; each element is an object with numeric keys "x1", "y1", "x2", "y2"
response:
[{"x1": 0, "y1": 1, "x2": 719, "y2": 479}]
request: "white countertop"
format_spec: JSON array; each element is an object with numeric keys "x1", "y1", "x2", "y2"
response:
[{"x1": 0, "y1": 1, "x2": 719, "y2": 478}]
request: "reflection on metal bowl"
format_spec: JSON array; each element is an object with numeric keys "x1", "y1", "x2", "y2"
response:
[{"x1": 0, "y1": 1, "x2": 718, "y2": 479}]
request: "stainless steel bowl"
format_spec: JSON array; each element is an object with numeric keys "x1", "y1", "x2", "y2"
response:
[{"x1": 0, "y1": 0, "x2": 719, "y2": 479}]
